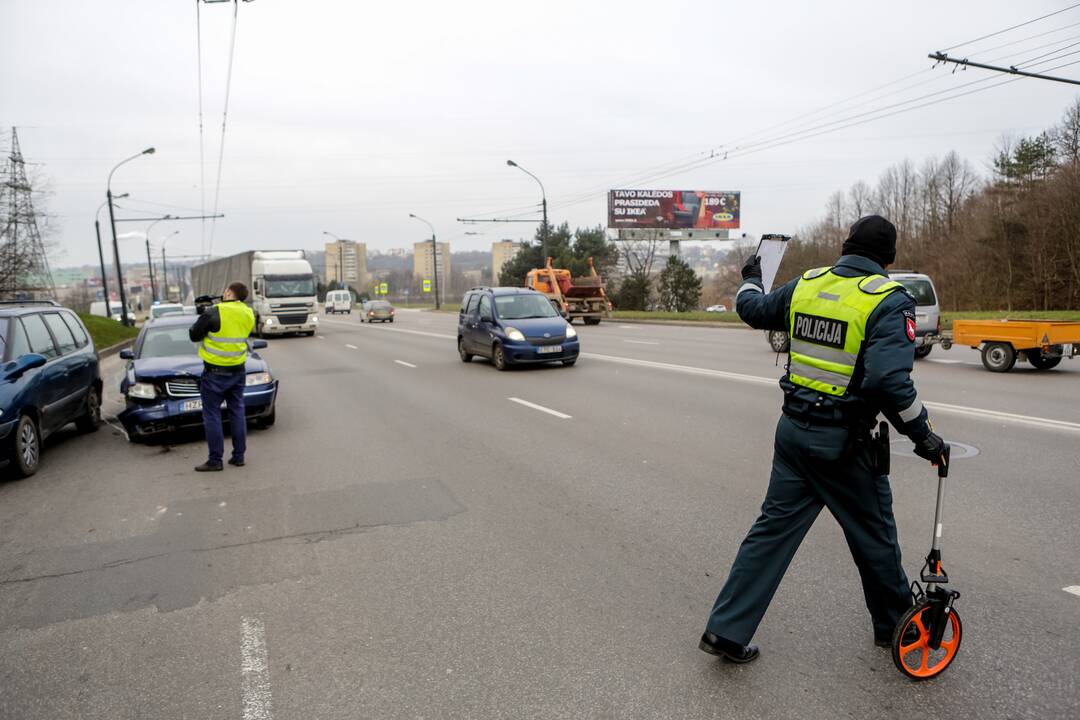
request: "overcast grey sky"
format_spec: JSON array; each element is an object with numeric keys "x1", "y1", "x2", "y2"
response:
[{"x1": 3, "y1": 0, "x2": 1078, "y2": 267}]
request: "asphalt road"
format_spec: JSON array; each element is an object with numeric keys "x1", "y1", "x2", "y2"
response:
[{"x1": 1, "y1": 310, "x2": 1078, "y2": 719}]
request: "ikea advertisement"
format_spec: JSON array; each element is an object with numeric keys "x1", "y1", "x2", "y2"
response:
[{"x1": 607, "y1": 189, "x2": 740, "y2": 230}]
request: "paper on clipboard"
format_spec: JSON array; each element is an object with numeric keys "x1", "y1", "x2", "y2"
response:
[{"x1": 756, "y1": 234, "x2": 791, "y2": 293}]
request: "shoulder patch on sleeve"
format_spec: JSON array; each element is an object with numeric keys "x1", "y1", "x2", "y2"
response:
[{"x1": 905, "y1": 315, "x2": 916, "y2": 342}]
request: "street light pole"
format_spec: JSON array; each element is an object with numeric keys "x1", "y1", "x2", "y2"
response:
[
  {"x1": 94, "y1": 193, "x2": 127, "y2": 318},
  {"x1": 507, "y1": 159, "x2": 548, "y2": 261},
  {"x1": 107, "y1": 147, "x2": 155, "y2": 325},
  {"x1": 408, "y1": 213, "x2": 439, "y2": 310},
  {"x1": 144, "y1": 215, "x2": 172, "y2": 303},
  {"x1": 158, "y1": 230, "x2": 180, "y2": 303},
  {"x1": 322, "y1": 231, "x2": 348, "y2": 288}
]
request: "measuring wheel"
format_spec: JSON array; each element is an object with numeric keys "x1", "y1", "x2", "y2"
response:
[{"x1": 891, "y1": 597, "x2": 962, "y2": 680}]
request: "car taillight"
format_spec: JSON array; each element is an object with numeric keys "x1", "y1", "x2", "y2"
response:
[{"x1": 390, "y1": 309, "x2": 395, "y2": 314}]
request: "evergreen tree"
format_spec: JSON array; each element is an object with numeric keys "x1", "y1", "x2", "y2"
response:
[{"x1": 657, "y1": 255, "x2": 702, "y2": 312}]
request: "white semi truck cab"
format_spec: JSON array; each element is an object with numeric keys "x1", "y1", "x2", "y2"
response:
[{"x1": 251, "y1": 251, "x2": 319, "y2": 337}]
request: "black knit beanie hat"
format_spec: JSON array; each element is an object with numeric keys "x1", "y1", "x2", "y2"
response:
[{"x1": 841, "y1": 215, "x2": 897, "y2": 266}]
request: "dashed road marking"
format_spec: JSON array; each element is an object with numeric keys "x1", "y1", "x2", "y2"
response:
[
  {"x1": 316, "y1": 335, "x2": 325, "y2": 340},
  {"x1": 928, "y1": 358, "x2": 966, "y2": 364},
  {"x1": 241, "y1": 616, "x2": 273, "y2": 720},
  {"x1": 322, "y1": 318, "x2": 1080, "y2": 434},
  {"x1": 508, "y1": 397, "x2": 572, "y2": 419},
  {"x1": 1063, "y1": 586, "x2": 1080, "y2": 597},
  {"x1": 623, "y1": 339, "x2": 660, "y2": 345},
  {"x1": 395, "y1": 360, "x2": 417, "y2": 368},
  {"x1": 345, "y1": 344, "x2": 358, "y2": 350}
]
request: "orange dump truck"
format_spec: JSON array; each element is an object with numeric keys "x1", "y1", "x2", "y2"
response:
[
  {"x1": 942, "y1": 319, "x2": 1080, "y2": 372},
  {"x1": 525, "y1": 257, "x2": 611, "y2": 325}
]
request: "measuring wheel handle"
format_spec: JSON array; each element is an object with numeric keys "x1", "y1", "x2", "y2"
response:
[{"x1": 892, "y1": 444, "x2": 963, "y2": 679}]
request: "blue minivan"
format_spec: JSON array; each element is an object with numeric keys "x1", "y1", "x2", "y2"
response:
[
  {"x1": 0, "y1": 301, "x2": 102, "y2": 477},
  {"x1": 457, "y1": 287, "x2": 580, "y2": 370}
]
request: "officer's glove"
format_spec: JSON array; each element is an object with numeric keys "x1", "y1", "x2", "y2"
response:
[
  {"x1": 912, "y1": 430, "x2": 946, "y2": 466},
  {"x1": 741, "y1": 254, "x2": 762, "y2": 281}
]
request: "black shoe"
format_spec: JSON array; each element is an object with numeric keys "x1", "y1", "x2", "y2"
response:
[
  {"x1": 228, "y1": 457, "x2": 245, "y2": 467},
  {"x1": 875, "y1": 623, "x2": 921, "y2": 648},
  {"x1": 699, "y1": 632, "x2": 760, "y2": 663},
  {"x1": 195, "y1": 462, "x2": 223, "y2": 472}
]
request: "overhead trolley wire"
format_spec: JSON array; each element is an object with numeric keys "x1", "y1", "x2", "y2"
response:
[
  {"x1": 195, "y1": 0, "x2": 207, "y2": 256},
  {"x1": 208, "y1": 0, "x2": 240, "y2": 256},
  {"x1": 939, "y1": 3, "x2": 1080, "y2": 52}
]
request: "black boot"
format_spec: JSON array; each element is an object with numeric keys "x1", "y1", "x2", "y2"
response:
[
  {"x1": 195, "y1": 461, "x2": 223, "y2": 472},
  {"x1": 875, "y1": 623, "x2": 920, "y2": 648},
  {"x1": 699, "y1": 632, "x2": 760, "y2": 663}
]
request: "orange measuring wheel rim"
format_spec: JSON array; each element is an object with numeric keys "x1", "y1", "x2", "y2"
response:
[{"x1": 892, "y1": 601, "x2": 962, "y2": 680}]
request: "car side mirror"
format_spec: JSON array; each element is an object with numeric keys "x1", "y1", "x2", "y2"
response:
[
  {"x1": 251, "y1": 339, "x2": 268, "y2": 349},
  {"x1": 2, "y1": 353, "x2": 47, "y2": 381},
  {"x1": 119, "y1": 349, "x2": 135, "y2": 360}
]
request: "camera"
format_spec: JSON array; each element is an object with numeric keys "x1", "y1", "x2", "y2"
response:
[{"x1": 195, "y1": 294, "x2": 222, "y2": 316}]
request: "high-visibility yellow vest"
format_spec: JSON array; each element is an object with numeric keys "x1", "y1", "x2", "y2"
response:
[
  {"x1": 198, "y1": 301, "x2": 255, "y2": 367},
  {"x1": 787, "y1": 267, "x2": 902, "y2": 396}
]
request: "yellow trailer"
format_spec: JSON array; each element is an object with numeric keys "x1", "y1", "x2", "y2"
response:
[{"x1": 942, "y1": 319, "x2": 1080, "y2": 372}]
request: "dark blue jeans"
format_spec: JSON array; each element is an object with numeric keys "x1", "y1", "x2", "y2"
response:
[{"x1": 200, "y1": 368, "x2": 246, "y2": 465}]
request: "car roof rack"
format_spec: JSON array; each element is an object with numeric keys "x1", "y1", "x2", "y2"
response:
[{"x1": 0, "y1": 299, "x2": 60, "y2": 307}]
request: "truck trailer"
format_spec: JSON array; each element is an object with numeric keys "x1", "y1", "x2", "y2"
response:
[{"x1": 191, "y1": 250, "x2": 319, "y2": 337}]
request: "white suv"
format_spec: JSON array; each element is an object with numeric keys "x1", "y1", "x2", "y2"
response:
[{"x1": 889, "y1": 271, "x2": 941, "y2": 359}]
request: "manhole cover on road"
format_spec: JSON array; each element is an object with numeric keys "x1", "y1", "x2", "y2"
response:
[{"x1": 890, "y1": 440, "x2": 980, "y2": 460}]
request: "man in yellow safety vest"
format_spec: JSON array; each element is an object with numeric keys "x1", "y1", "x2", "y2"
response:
[
  {"x1": 700, "y1": 215, "x2": 946, "y2": 663},
  {"x1": 188, "y1": 282, "x2": 256, "y2": 472}
]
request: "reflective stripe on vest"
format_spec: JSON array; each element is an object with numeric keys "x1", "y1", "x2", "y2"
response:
[
  {"x1": 788, "y1": 267, "x2": 902, "y2": 396},
  {"x1": 199, "y1": 301, "x2": 255, "y2": 367}
]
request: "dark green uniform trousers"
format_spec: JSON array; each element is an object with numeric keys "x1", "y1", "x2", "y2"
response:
[{"x1": 706, "y1": 415, "x2": 911, "y2": 644}]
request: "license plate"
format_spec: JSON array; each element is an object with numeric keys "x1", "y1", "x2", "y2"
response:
[
  {"x1": 537, "y1": 345, "x2": 563, "y2": 354},
  {"x1": 181, "y1": 399, "x2": 226, "y2": 412}
]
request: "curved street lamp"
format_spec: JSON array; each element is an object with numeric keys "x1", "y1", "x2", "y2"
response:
[
  {"x1": 106, "y1": 147, "x2": 155, "y2": 324},
  {"x1": 507, "y1": 159, "x2": 548, "y2": 260},
  {"x1": 408, "y1": 213, "x2": 440, "y2": 310}
]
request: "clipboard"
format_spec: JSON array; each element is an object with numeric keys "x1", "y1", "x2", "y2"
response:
[{"x1": 756, "y1": 234, "x2": 791, "y2": 293}]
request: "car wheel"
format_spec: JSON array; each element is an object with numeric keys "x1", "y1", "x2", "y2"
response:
[
  {"x1": 458, "y1": 338, "x2": 473, "y2": 363},
  {"x1": 981, "y1": 342, "x2": 1016, "y2": 372},
  {"x1": 584, "y1": 317, "x2": 601, "y2": 326},
  {"x1": 75, "y1": 386, "x2": 102, "y2": 433},
  {"x1": 256, "y1": 405, "x2": 276, "y2": 428},
  {"x1": 914, "y1": 345, "x2": 932, "y2": 359},
  {"x1": 389, "y1": 318, "x2": 394, "y2": 323},
  {"x1": 1027, "y1": 347, "x2": 1063, "y2": 370},
  {"x1": 492, "y1": 343, "x2": 508, "y2": 371},
  {"x1": 10, "y1": 415, "x2": 41, "y2": 478},
  {"x1": 768, "y1": 330, "x2": 790, "y2": 353}
]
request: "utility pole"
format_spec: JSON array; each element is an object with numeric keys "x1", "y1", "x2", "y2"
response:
[
  {"x1": 408, "y1": 214, "x2": 440, "y2": 310},
  {"x1": 93, "y1": 194, "x2": 125, "y2": 317},
  {"x1": 161, "y1": 247, "x2": 168, "y2": 302},
  {"x1": 145, "y1": 236, "x2": 157, "y2": 302},
  {"x1": 107, "y1": 147, "x2": 155, "y2": 324}
]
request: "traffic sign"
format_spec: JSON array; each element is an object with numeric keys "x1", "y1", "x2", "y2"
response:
[
  {"x1": 379, "y1": 282, "x2": 388, "y2": 295},
  {"x1": 423, "y1": 279, "x2": 431, "y2": 293}
]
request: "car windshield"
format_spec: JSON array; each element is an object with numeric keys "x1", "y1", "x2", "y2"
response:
[
  {"x1": 494, "y1": 294, "x2": 558, "y2": 320},
  {"x1": 265, "y1": 275, "x2": 316, "y2": 297},
  {"x1": 370, "y1": 301, "x2": 391, "y2": 309},
  {"x1": 899, "y1": 279, "x2": 937, "y2": 306},
  {"x1": 139, "y1": 326, "x2": 199, "y2": 359}
]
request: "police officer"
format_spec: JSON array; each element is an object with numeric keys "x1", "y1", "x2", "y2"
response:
[
  {"x1": 699, "y1": 215, "x2": 946, "y2": 663},
  {"x1": 189, "y1": 282, "x2": 256, "y2": 472}
]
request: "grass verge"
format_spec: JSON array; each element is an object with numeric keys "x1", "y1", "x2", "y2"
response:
[{"x1": 79, "y1": 313, "x2": 139, "y2": 349}]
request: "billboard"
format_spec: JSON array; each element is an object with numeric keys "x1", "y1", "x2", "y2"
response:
[{"x1": 608, "y1": 190, "x2": 740, "y2": 230}]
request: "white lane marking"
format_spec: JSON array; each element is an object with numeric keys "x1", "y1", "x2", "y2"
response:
[
  {"x1": 316, "y1": 335, "x2": 325, "y2": 340},
  {"x1": 922, "y1": 400, "x2": 1080, "y2": 434},
  {"x1": 618, "y1": 325, "x2": 636, "y2": 329},
  {"x1": 241, "y1": 616, "x2": 273, "y2": 720},
  {"x1": 345, "y1": 343, "x2": 358, "y2": 350},
  {"x1": 623, "y1": 339, "x2": 660, "y2": 346},
  {"x1": 928, "y1": 359, "x2": 965, "y2": 364},
  {"x1": 394, "y1": 360, "x2": 417, "y2": 368},
  {"x1": 508, "y1": 397, "x2": 572, "y2": 419},
  {"x1": 1064, "y1": 586, "x2": 1080, "y2": 597},
  {"x1": 584, "y1": 352, "x2": 776, "y2": 386},
  {"x1": 324, "y1": 319, "x2": 1080, "y2": 434},
  {"x1": 322, "y1": 317, "x2": 454, "y2": 340}
]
